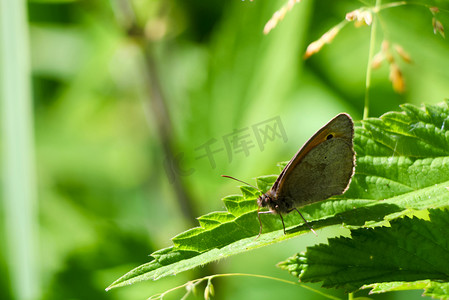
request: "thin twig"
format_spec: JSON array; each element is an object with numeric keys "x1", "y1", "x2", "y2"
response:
[{"x1": 149, "y1": 273, "x2": 342, "y2": 300}]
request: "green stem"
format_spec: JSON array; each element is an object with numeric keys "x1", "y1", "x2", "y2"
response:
[
  {"x1": 364, "y1": 0, "x2": 382, "y2": 120},
  {"x1": 149, "y1": 273, "x2": 342, "y2": 300},
  {"x1": 377, "y1": 1, "x2": 406, "y2": 11},
  {"x1": 377, "y1": 1, "x2": 449, "y2": 14}
]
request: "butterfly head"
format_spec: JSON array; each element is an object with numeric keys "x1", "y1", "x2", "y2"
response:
[
  {"x1": 257, "y1": 190, "x2": 278, "y2": 212},
  {"x1": 258, "y1": 189, "x2": 295, "y2": 214},
  {"x1": 257, "y1": 193, "x2": 270, "y2": 208}
]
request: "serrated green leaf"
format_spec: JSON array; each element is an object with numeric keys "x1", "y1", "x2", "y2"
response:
[
  {"x1": 197, "y1": 212, "x2": 236, "y2": 229},
  {"x1": 424, "y1": 281, "x2": 449, "y2": 299},
  {"x1": 255, "y1": 175, "x2": 278, "y2": 192},
  {"x1": 363, "y1": 280, "x2": 449, "y2": 299},
  {"x1": 363, "y1": 280, "x2": 430, "y2": 294},
  {"x1": 279, "y1": 209, "x2": 449, "y2": 294},
  {"x1": 240, "y1": 185, "x2": 260, "y2": 200},
  {"x1": 107, "y1": 101, "x2": 449, "y2": 290}
]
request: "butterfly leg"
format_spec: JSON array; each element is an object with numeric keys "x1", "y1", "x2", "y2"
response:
[
  {"x1": 292, "y1": 208, "x2": 317, "y2": 236},
  {"x1": 256, "y1": 207, "x2": 263, "y2": 239},
  {"x1": 257, "y1": 210, "x2": 287, "y2": 238},
  {"x1": 256, "y1": 209, "x2": 273, "y2": 239},
  {"x1": 257, "y1": 210, "x2": 294, "y2": 237},
  {"x1": 278, "y1": 213, "x2": 286, "y2": 234}
]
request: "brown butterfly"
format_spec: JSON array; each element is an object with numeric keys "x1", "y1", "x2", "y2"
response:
[{"x1": 223, "y1": 113, "x2": 355, "y2": 237}]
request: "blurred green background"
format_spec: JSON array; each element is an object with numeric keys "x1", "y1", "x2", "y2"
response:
[{"x1": 1, "y1": 0, "x2": 449, "y2": 299}]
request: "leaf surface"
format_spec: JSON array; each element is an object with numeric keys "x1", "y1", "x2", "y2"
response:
[
  {"x1": 279, "y1": 209, "x2": 449, "y2": 294},
  {"x1": 107, "y1": 101, "x2": 449, "y2": 290}
]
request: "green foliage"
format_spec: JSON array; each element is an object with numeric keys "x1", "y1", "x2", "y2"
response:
[
  {"x1": 3, "y1": 0, "x2": 448, "y2": 298},
  {"x1": 279, "y1": 209, "x2": 449, "y2": 292},
  {"x1": 365, "y1": 280, "x2": 449, "y2": 298},
  {"x1": 108, "y1": 101, "x2": 449, "y2": 294}
]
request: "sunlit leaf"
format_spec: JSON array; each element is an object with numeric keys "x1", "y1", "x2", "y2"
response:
[
  {"x1": 107, "y1": 101, "x2": 449, "y2": 290},
  {"x1": 363, "y1": 279, "x2": 449, "y2": 298},
  {"x1": 279, "y1": 209, "x2": 449, "y2": 296}
]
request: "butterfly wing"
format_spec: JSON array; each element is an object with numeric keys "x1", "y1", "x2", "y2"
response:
[{"x1": 273, "y1": 113, "x2": 355, "y2": 210}]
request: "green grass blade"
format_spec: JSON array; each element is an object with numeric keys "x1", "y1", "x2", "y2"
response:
[{"x1": 0, "y1": 0, "x2": 39, "y2": 299}]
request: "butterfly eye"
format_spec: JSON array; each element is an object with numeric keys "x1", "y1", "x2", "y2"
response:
[{"x1": 326, "y1": 133, "x2": 334, "y2": 140}]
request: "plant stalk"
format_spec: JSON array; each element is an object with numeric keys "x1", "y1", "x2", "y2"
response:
[
  {"x1": 364, "y1": 0, "x2": 382, "y2": 119},
  {"x1": 0, "y1": 0, "x2": 39, "y2": 299}
]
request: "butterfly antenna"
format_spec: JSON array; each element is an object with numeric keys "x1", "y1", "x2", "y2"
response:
[
  {"x1": 293, "y1": 208, "x2": 317, "y2": 236},
  {"x1": 221, "y1": 175, "x2": 262, "y2": 192}
]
